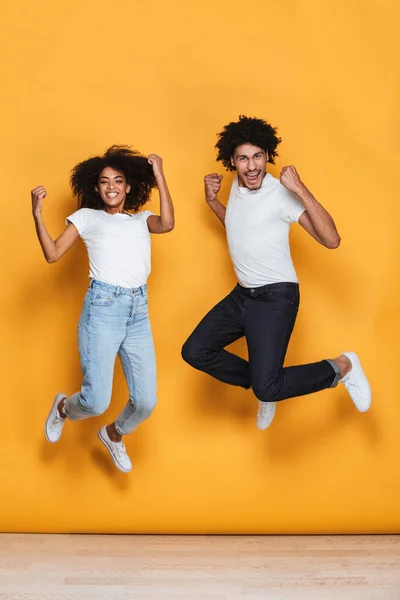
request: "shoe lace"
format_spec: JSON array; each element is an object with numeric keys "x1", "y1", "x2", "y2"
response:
[
  {"x1": 53, "y1": 411, "x2": 65, "y2": 427},
  {"x1": 114, "y1": 442, "x2": 128, "y2": 459},
  {"x1": 344, "y1": 377, "x2": 362, "y2": 396}
]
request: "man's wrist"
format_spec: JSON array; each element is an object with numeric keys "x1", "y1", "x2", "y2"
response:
[{"x1": 293, "y1": 183, "x2": 311, "y2": 202}]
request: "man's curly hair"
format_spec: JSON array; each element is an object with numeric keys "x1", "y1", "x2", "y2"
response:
[
  {"x1": 70, "y1": 145, "x2": 157, "y2": 212},
  {"x1": 215, "y1": 115, "x2": 282, "y2": 171}
]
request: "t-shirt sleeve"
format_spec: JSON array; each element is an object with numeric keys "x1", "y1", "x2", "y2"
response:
[
  {"x1": 278, "y1": 185, "x2": 306, "y2": 223},
  {"x1": 66, "y1": 209, "x2": 89, "y2": 236},
  {"x1": 140, "y1": 209, "x2": 155, "y2": 222}
]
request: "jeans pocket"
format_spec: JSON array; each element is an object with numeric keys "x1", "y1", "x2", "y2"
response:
[
  {"x1": 268, "y1": 286, "x2": 299, "y2": 307},
  {"x1": 91, "y1": 290, "x2": 116, "y2": 307}
]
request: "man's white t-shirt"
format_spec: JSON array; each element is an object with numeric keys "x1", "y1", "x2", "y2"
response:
[
  {"x1": 225, "y1": 173, "x2": 306, "y2": 288},
  {"x1": 67, "y1": 208, "x2": 154, "y2": 288}
]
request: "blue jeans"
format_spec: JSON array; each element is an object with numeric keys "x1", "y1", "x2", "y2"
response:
[{"x1": 64, "y1": 280, "x2": 157, "y2": 435}]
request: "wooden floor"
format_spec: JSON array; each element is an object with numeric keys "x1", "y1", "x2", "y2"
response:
[{"x1": 0, "y1": 534, "x2": 399, "y2": 599}]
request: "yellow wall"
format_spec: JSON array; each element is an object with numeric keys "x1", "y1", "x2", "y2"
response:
[{"x1": 1, "y1": 0, "x2": 399, "y2": 533}]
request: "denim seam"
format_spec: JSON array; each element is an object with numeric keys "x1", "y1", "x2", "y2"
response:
[
  {"x1": 279, "y1": 306, "x2": 298, "y2": 366},
  {"x1": 69, "y1": 303, "x2": 94, "y2": 417},
  {"x1": 118, "y1": 345, "x2": 138, "y2": 416},
  {"x1": 271, "y1": 306, "x2": 298, "y2": 400},
  {"x1": 86, "y1": 303, "x2": 94, "y2": 389},
  {"x1": 115, "y1": 332, "x2": 139, "y2": 435}
]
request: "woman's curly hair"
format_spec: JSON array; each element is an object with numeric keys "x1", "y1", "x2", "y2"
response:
[
  {"x1": 215, "y1": 115, "x2": 282, "y2": 171},
  {"x1": 70, "y1": 145, "x2": 157, "y2": 212}
]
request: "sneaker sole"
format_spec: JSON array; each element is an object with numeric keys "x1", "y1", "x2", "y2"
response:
[
  {"x1": 257, "y1": 402, "x2": 276, "y2": 431},
  {"x1": 45, "y1": 393, "x2": 67, "y2": 443},
  {"x1": 343, "y1": 352, "x2": 372, "y2": 412},
  {"x1": 97, "y1": 429, "x2": 132, "y2": 473}
]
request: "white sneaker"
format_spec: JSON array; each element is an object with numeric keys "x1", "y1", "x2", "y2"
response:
[
  {"x1": 340, "y1": 352, "x2": 371, "y2": 412},
  {"x1": 98, "y1": 426, "x2": 132, "y2": 473},
  {"x1": 257, "y1": 401, "x2": 276, "y2": 430},
  {"x1": 45, "y1": 393, "x2": 67, "y2": 443}
]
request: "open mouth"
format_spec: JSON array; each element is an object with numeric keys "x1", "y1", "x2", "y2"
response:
[
  {"x1": 106, "y1": 192, "x2": 118, "y2": 198},
  {"x1": 244, "y1": 171, "x2": 261, "y2": 185}
]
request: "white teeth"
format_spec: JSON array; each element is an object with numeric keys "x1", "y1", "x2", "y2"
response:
[{"x1": 106, "y1": 192, "x2": 118, "y2": 198}]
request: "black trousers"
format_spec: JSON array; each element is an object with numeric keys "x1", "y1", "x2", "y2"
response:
[{"x1": 181, "y1": 282, "x2": 338, "y2": 402}]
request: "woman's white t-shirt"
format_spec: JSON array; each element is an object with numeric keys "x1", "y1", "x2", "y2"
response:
[{"x1": 67, "y1": 208, "x2": 153, "y2": 288}]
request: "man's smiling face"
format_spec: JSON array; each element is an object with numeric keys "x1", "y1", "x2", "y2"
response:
[{"x1": 231, "y1": 143, "x2": 268, "y2": 190}]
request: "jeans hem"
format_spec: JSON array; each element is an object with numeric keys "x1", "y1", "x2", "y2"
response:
[
  {"x1": 114, "y1": 422, "x2": 125, "y2": 436},
  {"x1": 63, "y1": 398, "x2": 72, "y2": 421},
  {"x1": 326, "y1": 359, "x2": 340, "y2": 388}
]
